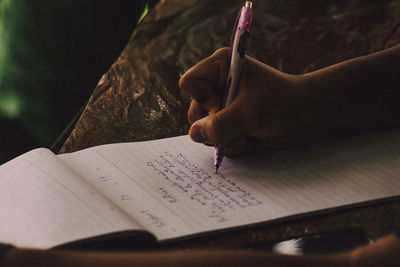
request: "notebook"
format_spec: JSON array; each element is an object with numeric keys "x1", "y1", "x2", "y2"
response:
[{"x1": 1, "y1": 130, "x2": 400, "y2": 249}]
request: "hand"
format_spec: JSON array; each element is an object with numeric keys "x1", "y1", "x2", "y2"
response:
[{"x1": 179, "y1": 48, "x2": 321, "y2": 156}]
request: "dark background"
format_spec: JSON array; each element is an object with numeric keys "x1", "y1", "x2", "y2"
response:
[{"x1": 0, "y1": 0, "x2": 159, "y2": 163}]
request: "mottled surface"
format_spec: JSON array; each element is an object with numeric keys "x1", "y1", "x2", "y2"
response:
[
  {"x1": 61, "y1": 0, "x2": 400, "y2": 247},
  {"x1": 61, "y1": 0, "x2": 400, "y2": 152}
]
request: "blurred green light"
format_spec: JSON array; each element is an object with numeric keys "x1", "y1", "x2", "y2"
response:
[
  {"x1": 0, "y1": 92, "x2": 21, "y2": 118},
  {"x1": 138, "y1": 4, "x2": 149, "y2": 23}
]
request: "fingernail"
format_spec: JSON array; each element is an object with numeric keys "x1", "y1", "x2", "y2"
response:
[{"x1": 190, "y1": 124, "x2": 207, "y2": 143}]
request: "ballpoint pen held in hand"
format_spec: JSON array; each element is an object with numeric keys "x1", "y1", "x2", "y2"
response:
[{"x1": 214, "y1": 1, "x2": 253, "y2": 173}]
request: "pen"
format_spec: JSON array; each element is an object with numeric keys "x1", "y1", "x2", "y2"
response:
[{"x1": 215, "y1": 1, "x2": 253, "y2": 173}]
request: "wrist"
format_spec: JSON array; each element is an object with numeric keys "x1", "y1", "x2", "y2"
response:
[
  {"x1": 285, "y1": 73, "x2": 331, "y2": 142},
  {"x1": 298, "y1": 70, "x2": 352, "y2": 139}
]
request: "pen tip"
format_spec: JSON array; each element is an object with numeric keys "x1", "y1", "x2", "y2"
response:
[{"x1": 215, "y1": 165, "x2": 219, "y2": 174}]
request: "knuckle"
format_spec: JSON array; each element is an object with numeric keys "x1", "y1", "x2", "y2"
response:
[
  {"x1": 210, "y1": 48, "x2": 230, "y2": 67},
  {"x1": 212, "y1": 47, "x2": 230, "y2": 59},
  {"x1": 178, "y1": 73, "x2": 190, "y2": 92}
]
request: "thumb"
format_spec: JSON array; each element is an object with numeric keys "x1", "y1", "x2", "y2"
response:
[{"x1": 189, "y1": 101, "x2": 254, "y2": 144}]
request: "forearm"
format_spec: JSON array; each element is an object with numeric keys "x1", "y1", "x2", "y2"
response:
[
  {"x1": 1, "y1": 248, "x2": 350, "y2": 267},
  {"x1": 2, "y1": 233, "x2": 399, "y2": 267},
  {"x1": 349, "y1": 233, "x2": 400, "y2": 267},
  {"x1": 301, "y1": 44, "x2": 400, "y2": 136}
]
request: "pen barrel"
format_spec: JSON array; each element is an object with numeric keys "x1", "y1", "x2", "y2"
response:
[
  {"x1": 215, "y1": 1, "x2": 252, "y2": 172},
  {"x1": 225, "y1": 29, "x2": 247, "y2": 106}
]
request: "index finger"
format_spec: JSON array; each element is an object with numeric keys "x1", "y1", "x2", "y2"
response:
[{"x1": 179, "y1": 48, "x2": 230, "y2": 105}]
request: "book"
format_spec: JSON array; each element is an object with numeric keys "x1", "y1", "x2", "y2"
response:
[{"x1": 1, "y1": 130, "x2": 400, "y2": 249}]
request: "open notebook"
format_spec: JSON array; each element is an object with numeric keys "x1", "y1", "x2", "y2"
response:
[{"x1": 1, "y1": 130, "x2": 400, "y2": 249}]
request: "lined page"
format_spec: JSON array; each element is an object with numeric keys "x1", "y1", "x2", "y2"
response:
[
  {"x1": 59, "y1": 130, "x2": 400, "y2": 241},
  {"x1": 0, "y1": 148, "x2": 139, "y2": 248}
]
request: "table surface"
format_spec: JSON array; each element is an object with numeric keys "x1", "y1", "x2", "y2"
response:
[{"x1": 60, "y1": 0, "x2": 400, "y2": 249}]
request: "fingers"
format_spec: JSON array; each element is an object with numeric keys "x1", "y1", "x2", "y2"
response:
[
  {"x1": 181, "y1": 47, "x2": 310, "y2": 157},
  {"x1": 180, "y1": 48, "x2": 233, "y2": 139},
  {"x1": 181, "y1": 48, "x2": 261, "y2": 151},
  {"x1": 179, "y1": 48, "x2": 230, "y2": 105},
  {"x1": 189, "y1": 95, "x2": 256, "y2": 144}
]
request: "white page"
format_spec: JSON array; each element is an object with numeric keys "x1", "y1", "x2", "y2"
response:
[
  {"x1": 0, "y1": 148, "x2": 139, "y2": 249},
  {"x1": 59, "y1": 130, "x2": 400, "y2": 241}
]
